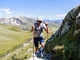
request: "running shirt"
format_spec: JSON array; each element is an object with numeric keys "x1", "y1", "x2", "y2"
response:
[{"x1": 34, "y1": 22, "x2": 46, "y2": 37}]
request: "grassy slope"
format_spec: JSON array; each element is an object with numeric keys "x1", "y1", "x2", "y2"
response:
[
  {"x1": 0, "y1": 23, "x2": 32, "y2": 56},
  {"x1": 43, "y1": 26, "x2": 58, "y2": 42},
  {"x1": 45, "y1": 22, "x2": 80, "y2": 60}
]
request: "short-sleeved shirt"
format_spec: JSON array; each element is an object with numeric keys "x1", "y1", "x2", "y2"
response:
[{"x1": 34, "y1": 22, "x2": 46, "y2": 37}]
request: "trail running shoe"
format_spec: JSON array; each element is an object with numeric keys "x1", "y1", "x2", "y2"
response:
[
  {"x1": 40, "y1": 52, "x2": 44, "y2": 58},
  {"x1": 35, "y1": 51, "x2": 40, "y2": 58}
]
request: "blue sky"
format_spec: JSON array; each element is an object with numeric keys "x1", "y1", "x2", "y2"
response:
[{"x1": 0, "y1": 0, "x2": 80, "y2": 20}]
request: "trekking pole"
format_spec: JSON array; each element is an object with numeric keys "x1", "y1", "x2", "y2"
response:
[
  {"x1": 32, "y1": 26, "x2": 34, "y2": 60},
  {"x1": 47, "y1": 32, "x2": 48, "y2": 40}
]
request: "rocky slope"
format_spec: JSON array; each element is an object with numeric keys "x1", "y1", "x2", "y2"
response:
[
  {"x1": 0, "y1": 16, "x2": 35, "y2": 30},
  {"x1": 43, "y1": 5, "x2": 80, "y2": 60}
]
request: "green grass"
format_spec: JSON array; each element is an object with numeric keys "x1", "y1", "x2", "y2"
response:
[
  {"x1": 45, "y1": 22, "x2": 80, "y2": 60},
  {"x1": 43, "y1": 26, "x2": 58, "y2": 41},
  {"x1": 0, "y1": 23, "x2": 58, "y2": 60},
  {"x1": 0, "y1": 23, "x2": 32, "y2": 56}
]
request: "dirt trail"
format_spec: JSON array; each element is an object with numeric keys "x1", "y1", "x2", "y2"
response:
[{"x1": 27, "y1": 53, "x2": 44, "y2": 60}]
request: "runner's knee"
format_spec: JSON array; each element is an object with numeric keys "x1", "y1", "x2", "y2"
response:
[{"x1": 41, "y1": 43, "x2": 45, "y2": 48}]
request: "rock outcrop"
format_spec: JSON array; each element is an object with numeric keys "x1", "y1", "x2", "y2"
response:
[{"x1": 43, "y1": 5, "x2": 80, "y2": 60}]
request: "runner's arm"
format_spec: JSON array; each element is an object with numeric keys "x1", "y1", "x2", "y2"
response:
[
  {"x1": 43, "y1": 23, "x2": 49, "y2": 34},
  {"x1": 45, "y1": 22, "x2": 49, "y2": 34}
]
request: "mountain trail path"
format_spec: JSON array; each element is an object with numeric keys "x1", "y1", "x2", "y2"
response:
[{"x1": 27, "y1": 53, "x2": 44, "y2": 60}]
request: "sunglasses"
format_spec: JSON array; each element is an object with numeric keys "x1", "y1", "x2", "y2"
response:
[{"x1": 38, "y1": 21, "x2": 42, "y2": 22}]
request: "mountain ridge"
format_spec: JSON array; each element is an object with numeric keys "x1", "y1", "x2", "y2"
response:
[
  {"x1": 0, "y1": 16, "x2": 36, "y2": 30},
  {"x1": 0, "y1": 16, "x2": 62, "y2": 30}
]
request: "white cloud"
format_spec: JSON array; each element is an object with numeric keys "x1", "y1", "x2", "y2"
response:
[
  {"x1": 4, "y1": 8, "x2": 12, "y2": 14},
  {"x1": 0, "y1": 8, "x2": 12, "y2": 15},
  {"x1": 53, "y1": 14, "x2": 66, "y2": 20},
  {"x1": 40, "y1": 14, "x2": 66, "y2": 20},
  {"x1": 22, "y1": 14, "x2": 66, "y2": 20}
]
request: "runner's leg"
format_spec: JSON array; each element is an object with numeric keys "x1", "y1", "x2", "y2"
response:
[{"x1": 34, "y1": 37, "x2": 39, "y2": 52}]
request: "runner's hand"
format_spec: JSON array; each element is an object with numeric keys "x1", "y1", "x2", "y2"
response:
[
  {"x1": 31, "y1": 26, "x2": 34, "y2": 32},
  {"x1": 45, "y1": 22, "x2": 48, "y2": 26}
]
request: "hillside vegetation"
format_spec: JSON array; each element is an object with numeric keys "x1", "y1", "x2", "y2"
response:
[
  {"x1": 0, "y1": 23, "x2": 32, "y2": 57},
  {"x1": 43, "y1": 5, "x2": 80, "y2": 60}
]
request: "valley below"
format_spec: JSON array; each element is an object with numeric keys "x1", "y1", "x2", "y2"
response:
[{"x1": 0, "y1": 21, "x2": 58, "y2": 60}]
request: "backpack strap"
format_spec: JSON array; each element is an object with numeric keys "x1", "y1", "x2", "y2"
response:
[{"x1": 34, "y1": 22, "x2": 38, "y2": 31}]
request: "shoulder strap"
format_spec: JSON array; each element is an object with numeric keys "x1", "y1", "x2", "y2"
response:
[{"x1": 34, "y1": 22, "x2": 38, "y2": 31}]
